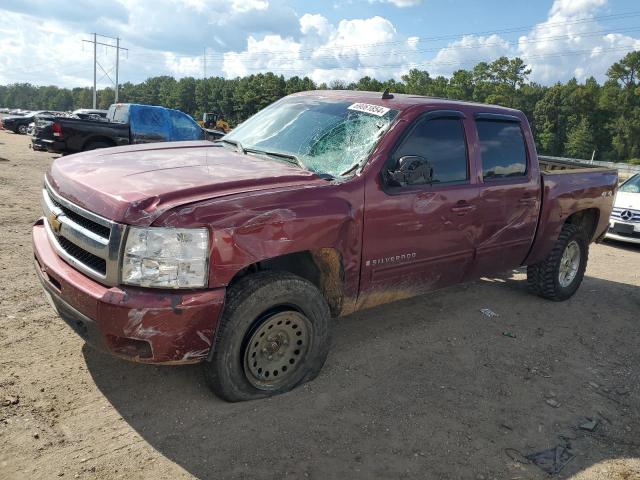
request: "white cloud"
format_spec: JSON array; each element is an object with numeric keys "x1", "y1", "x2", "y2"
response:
[
  {"x1": 426, "y1": 34, "x2": 512, "y2": 75},
  {"x1": 370, "y1": 0, "x2": 423, "y2": 7},
  {"x1": 223, "y1": 35, "x2": 303, "y2": 78},
  {"x1": 163, "y1": 52, "x2": 203, "y2": 77},
  {"x1": 549, "y1": 0, "x2": 606, "y2": 18},
  {"x1": 0, "y1": 0, "x2": 639, "y2": 89},
  {"x1": 0, "y1": 0, "x2": 298, "y2": 87},
  {"x1": 300, "y1": 13, "x2": 333, "y2": 39},
  {"x1": 230, "y1": 0, "x2": 269, "y2": 13},
  {"x1": 419, "y1": 0, "x2": 640, "y2": 83},
  {"x1": 517, "y1": 0, "x2": 640, "y2": 82},
  {"x1": 223, "y1": 15, "x2": 420, "y2": 83}
]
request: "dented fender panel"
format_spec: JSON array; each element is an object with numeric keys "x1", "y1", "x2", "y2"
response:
[{"x1": 154, "y1": 177, "x2": 365, "y2": 311}]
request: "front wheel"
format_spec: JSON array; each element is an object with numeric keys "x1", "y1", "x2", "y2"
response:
[
  {"x1": 527, "y1": 223, "x2": 588, "y2": 301},
  {"x1": 17, "y1": 125, "x2": 27, "y2": 134},
  {"x1": 204, "y1": 271, "x2": 331, "y2": 402}
]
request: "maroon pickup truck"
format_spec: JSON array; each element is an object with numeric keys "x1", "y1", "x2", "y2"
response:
[{"x1": 33, "y1": 90, "x2": 617, "y2": 401}]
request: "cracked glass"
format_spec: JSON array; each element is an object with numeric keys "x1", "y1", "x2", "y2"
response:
[{"x1": 224, "y1": 95, "x2": 399, "y2": 177}]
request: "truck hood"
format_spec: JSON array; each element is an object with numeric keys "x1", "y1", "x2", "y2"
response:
[
  {"x1": 614, "y1": 191, "x2": 640, "y2": 210},
  {"x1": 48, "y1": 141, "x2": 325, "y2": 225}
]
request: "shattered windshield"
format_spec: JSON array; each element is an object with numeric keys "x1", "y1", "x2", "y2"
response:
[{"x1": 224, "y1": 96, "x2": 399, "y2": 177}]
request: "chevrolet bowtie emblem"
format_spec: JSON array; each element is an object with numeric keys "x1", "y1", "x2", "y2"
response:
[{"x1": 48, "y1": 211, "x2": 62, "y2": 234}]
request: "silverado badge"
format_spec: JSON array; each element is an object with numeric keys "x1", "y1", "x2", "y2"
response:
[{"x1": 48, "y1": 211, "x2": 62, "y2": 234}]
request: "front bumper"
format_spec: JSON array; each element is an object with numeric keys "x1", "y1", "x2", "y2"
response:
[
  {"x1": 33, "y1": 220, "x2": 226, "y2": 364},
  {"x1": 605, "y1": 219, "x2": 640, "y2": 245}
]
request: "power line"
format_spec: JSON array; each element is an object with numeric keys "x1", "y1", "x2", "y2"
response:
[
  {"x1": 127, "y1": 10, "x2": 640, "y2": 61},
  {"x1": 118, "y1": 26, "x2": 640, "y2": 74},
  {"x1": 221, "y1": 45, "x2": 638, "y2": 75},
  {"x1": 3, "y1": 11, "x2": 639, "y2": 86},
  {"x1": 210, "y1": 26, "x2": 640, "y2": 64}
]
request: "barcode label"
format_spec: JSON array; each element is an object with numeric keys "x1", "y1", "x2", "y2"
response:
[{"x1": 347, "y1": 103, "x2": 390, "y2": 116}]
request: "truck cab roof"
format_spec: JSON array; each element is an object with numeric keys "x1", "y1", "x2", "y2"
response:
[{"x1": 292, "y1": 89, "x2": 524, "y2": 116}]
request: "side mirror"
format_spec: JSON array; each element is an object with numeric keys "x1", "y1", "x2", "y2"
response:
[{"x1": 386, "y1": 155, "x2": 433, "y2": 187}]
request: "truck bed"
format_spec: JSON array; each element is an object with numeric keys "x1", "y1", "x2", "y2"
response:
[
  {"x1": 538, "y1": 155, "x2": 613, "y2": 174},
  {"x1": 524, "y1": 159, "x2": 618, "y2": 266}
]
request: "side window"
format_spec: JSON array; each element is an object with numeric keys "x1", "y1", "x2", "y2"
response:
[
  {"x1": 112, "y1": 104, "x2": 129, "y2": 123},
  {"x1": 392, "y1": 117, "x2": 468, "y2": 184},
  {"x1": 476, "y1": 120, "x2": 527, "y2": 180}
]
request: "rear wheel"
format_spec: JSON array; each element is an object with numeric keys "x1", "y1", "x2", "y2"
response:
[
  {"x1": 527, "y1": 223, "x2": 588, "y2": 301},
  {"x1": 204, "y1": 271, "x2": 331, "y2": 402},
  {"x1": 17, "y1": 125, "x2": 27, "y2": 134}
]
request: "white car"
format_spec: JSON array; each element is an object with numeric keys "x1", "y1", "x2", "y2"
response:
[{"x1": 606, "y1": 173, "x2": 640, "y2": 245}]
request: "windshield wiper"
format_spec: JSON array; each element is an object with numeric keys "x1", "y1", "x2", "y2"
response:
[
  {"x1": 245, "y1": 148, "x2": 307, "y2": 170},
  {"x1": 339, "y1": 163, "x2": 359, "y2": 177},
  {"x1": 218, "y1": 138, "x2": 246, "y2": 154}
]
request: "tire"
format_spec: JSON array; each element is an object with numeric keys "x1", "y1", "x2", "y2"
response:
[
  {"x1": 83, "y1": 141, "x2": 111, "y2": 151},
  {"x1": 527, "y1": 223, "x2": 588, "y2": 301},
  {"x1": 17, "y1": 125, "x2": 27, "y2": 134},
  {"x1": 204, "y1": 271, "x2": 331, "y2": 402}
]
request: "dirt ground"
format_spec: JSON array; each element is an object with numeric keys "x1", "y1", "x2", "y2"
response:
[{"x1": 0, "y1": 127, "x2": 639, "y2": 480}]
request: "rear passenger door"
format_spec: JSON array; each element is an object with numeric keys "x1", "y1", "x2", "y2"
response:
[{"x1": 469, "y1": 114, "x2": 541, "y2": 278}]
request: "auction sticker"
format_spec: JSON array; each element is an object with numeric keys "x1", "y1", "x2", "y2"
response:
[{"x1": 347, "y1": 103, "x2": 390, "y2": 116}]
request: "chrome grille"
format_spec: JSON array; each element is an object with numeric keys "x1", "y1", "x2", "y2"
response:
[
  {"x1": 48, "y1": 195, "x2": 111, "y2": 239},
  {"x1": 611, "y1": 207, "x2": 640, "y2": 223},
  {"x1": 42, "y1": 179, "x2": 126, "y2": 285},
  {"x1": 56, "y1": 236, "x2": 107, "y2": 274}
]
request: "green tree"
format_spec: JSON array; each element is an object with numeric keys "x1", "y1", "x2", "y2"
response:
[
  {"x1": 607, "y1": 51, "x2": 640, "y2": 88},
  {"x1": 565, "y1": 117, "x2": 596, "y2": 159},
  {"x1": 2, "y1": 51, "x2": 639, "y2": 162}
]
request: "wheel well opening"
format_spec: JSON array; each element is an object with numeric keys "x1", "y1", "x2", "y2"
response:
[
  {"x1": 565, "y1": 208, "x2": 599, "y2": 240},
  {"x1": 229, "y1": 249, "x2": 345, "y2": 317}
]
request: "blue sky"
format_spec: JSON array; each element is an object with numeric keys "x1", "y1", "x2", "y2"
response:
[{"x1": 0, "y1": 0, "x2": 639, "y2": 88}]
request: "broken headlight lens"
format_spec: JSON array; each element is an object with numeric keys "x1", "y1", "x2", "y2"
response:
[{"x1": 121, "y1": 227, "x2": 209, "y2": 288}]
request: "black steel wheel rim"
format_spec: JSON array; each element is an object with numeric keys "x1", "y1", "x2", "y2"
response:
[{"x1": 243, "y1": 310, "x2": 312, "y2": 390}]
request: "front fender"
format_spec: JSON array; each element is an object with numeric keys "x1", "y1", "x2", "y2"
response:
[{"x1": 154, "y1": 178, "x2": 365, "y2": 302}]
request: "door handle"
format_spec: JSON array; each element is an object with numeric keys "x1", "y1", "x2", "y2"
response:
[
  {"x1": 450, "y1": 203, "x2": 476, "y2": 215},
  {"x1": 518, "y1": 195, "x2": 537, "y2": 206}
]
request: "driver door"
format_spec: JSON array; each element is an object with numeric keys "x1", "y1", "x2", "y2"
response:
[{"x1": 358, "y1": 110, "x2": 479, "y2": 308}]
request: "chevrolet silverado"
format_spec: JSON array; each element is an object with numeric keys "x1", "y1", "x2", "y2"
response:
[{"x1": 33, "y1": 90, "x2": 618, "y2": 401}]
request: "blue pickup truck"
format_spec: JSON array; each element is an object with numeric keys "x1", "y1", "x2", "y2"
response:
[{"x1": 32, "y1": 103, "x2": 222, "y2": 154}]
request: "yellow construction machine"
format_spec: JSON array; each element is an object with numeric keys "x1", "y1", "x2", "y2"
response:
[{"x1": 198, "y1": 112, "x2": 230, "y2": 134}]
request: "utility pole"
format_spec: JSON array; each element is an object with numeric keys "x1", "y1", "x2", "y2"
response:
[
  {"x1": 115, "y1": 37, "x2": 120, "y2": 103},
  {"x1": 93, "y1": 33, "x2": 97, "y2": 108},
  {"x1": 203, "y1": 47, "x2": 207, "y2": 80},
  {"x1": 83, "y1": 34, "x2": 128, "y2": 108}
]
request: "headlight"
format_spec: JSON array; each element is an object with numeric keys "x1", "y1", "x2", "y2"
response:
[{"x1": 121, "y1": 227, "x2": 209, "y2": 288}]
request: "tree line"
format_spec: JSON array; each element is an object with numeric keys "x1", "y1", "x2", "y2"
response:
[{"x1": 1, "y1": 51, "x2": 639, "y2": 163}]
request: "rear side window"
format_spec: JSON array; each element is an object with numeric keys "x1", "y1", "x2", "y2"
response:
[
  {"x1": 393, "y1": 117, "x2": 468, "y2": 184},
  {"x1": 477, "y1": 120, "x2": 527, "y2": 180},
  {"x1": 112, "y1": 104, "x2": 129, "y2": 123}
]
